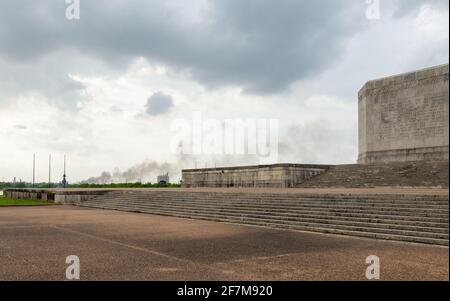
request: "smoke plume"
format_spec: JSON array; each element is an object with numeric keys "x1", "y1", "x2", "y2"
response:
[{"x1": 82, "y1": 161, "x2": 179, "y2": 184}]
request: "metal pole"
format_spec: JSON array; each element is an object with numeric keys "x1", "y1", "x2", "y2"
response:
[
  {"x1": 32, "y1": 153, "x2": 35, "y2": 188},
  {"x1": 63, "y1": 154, "x2": 66, "y2": 188}
]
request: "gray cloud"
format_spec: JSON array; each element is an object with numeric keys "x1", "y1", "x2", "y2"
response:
[
  {"x1": 145, "y1": 92, "x2": 174, "y2": 116},
  {"x1": 13, "y1": 125, "x2": 28, "y2": 130},
  {"x1": 6, "y1": 110, "x2": 100, "y2": 157},
  {"x1": 0, "y1": 52, "x2": 94, "y2": 110},
  {"x1": 0, "y1": 0, "x2": 369, "y2": 95},
  {"x1": 1, "y1": 0, "x2": 446, "y2": 100}
]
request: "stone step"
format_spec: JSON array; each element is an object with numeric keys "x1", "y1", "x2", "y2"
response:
[
  {"x1": 298, "y1": 161, "x2": 449, "y2": 188},
  {"x1": 85, "y1": 198, "x2": 449, "y2": 218},
  {"x1": 82, "y1": 200, "x2": 449, "y2": 222},
  {"x1": 82, "y1": 201, "x2": 448, "y2": 226},
  {"x1": 80, "y1": 189, "x2": 449, "y2": 245},
  {"x1": 100, "y1": 196, "x2": 450, "y2": 211},
  {"x1": 80, "y1": 200, "x2": 450, "y2": 237},
  {"x1": 80, "y1": 201, "x2": 448, "y2": 234},
  {"x1": 80, "y1": 203, "x2": 449, "y2": 244},
  {"x1": 94, "y1": 195, "x2": 450, "y2": 209},
  {"x1": 101, "y1": 192, "x2": 450, "y2": 203},
  {"x1": 82, "y1": 199, "x2": 449, "y2": 228}
]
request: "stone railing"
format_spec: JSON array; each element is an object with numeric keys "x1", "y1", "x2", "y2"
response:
[{"x1": 3, "y1": 188, "x2": 111, "y2": 205}]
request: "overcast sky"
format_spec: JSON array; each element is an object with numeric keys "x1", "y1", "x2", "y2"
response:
[{"x1": 0, "y1": 0, "x2": 448, "y2": 183}]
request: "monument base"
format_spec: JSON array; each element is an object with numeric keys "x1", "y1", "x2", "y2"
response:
[{"x1": 358, "y1": 146, "x2": 449, "y2": 164}]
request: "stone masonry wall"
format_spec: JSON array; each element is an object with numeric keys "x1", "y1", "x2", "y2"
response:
[
  {"x1": 182, "y1": 164, "x2": 332, "y2": 188},
  {"x1": 358, "y1": 64, "x2": 449, "y2": 164}
]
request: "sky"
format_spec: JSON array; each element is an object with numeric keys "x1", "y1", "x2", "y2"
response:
[{"x1": 0, "y1": 0, "x2": 448, "y2": 184}]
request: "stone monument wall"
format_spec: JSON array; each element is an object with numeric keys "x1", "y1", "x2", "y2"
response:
[
  {"x1": 182, "y1": 164, "x2": 332, "y2": 188},
  {"x1": 358, "y1": 64, "x2": 449, "y2": 164}
]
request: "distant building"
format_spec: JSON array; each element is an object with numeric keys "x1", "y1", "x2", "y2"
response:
[{"x1": 157, "y1": 173, "x2": 170, "y2": 184}]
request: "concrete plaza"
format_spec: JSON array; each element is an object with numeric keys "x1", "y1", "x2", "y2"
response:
[{"x1": 0, "y1": 205, "x2": 448, "y2": 281}]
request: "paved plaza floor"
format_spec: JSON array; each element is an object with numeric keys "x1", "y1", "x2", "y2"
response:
[{"x1": 0, "y1": 206, "x2": 448, "y2": 281}]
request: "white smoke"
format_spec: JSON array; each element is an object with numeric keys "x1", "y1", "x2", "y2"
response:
[{"x1": 82, "y1": 161, "x2": 180, "y2": 184}]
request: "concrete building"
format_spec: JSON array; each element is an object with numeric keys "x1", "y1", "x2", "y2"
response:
[
  {"x1": 358, "y1": 64, "x2": 449, "y2": 164},
  {"x1": 181, "y1": 164, "x2": 331, "y2": 188},
  {"x1": 157, "y1": 173, "x2": 170, "y2": 184}
]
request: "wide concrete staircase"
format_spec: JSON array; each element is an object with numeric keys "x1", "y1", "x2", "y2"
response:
[
  {"x1": 299, "y1": 161, "x2": 449, "y2": 188},
  {"x1": 78, "y1": 191, "x2": 449, "y2": 246}
]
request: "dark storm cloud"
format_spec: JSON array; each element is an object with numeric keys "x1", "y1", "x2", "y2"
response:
[
  {"x1": 0, "y1": 0, "x2": 369, "y2": 95},
  {"x1": 191, "y1": 0, "x2": 367, "y2": 94},
  {"x1": 0, "y1": 0, "x2": 446, "y2": 101},
  {"x1": 145, "y1": 92, "x2": 174, "y2": 116},
  {"x1": 0, "y1": 54, "x2": 89, "y2": 109}
]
